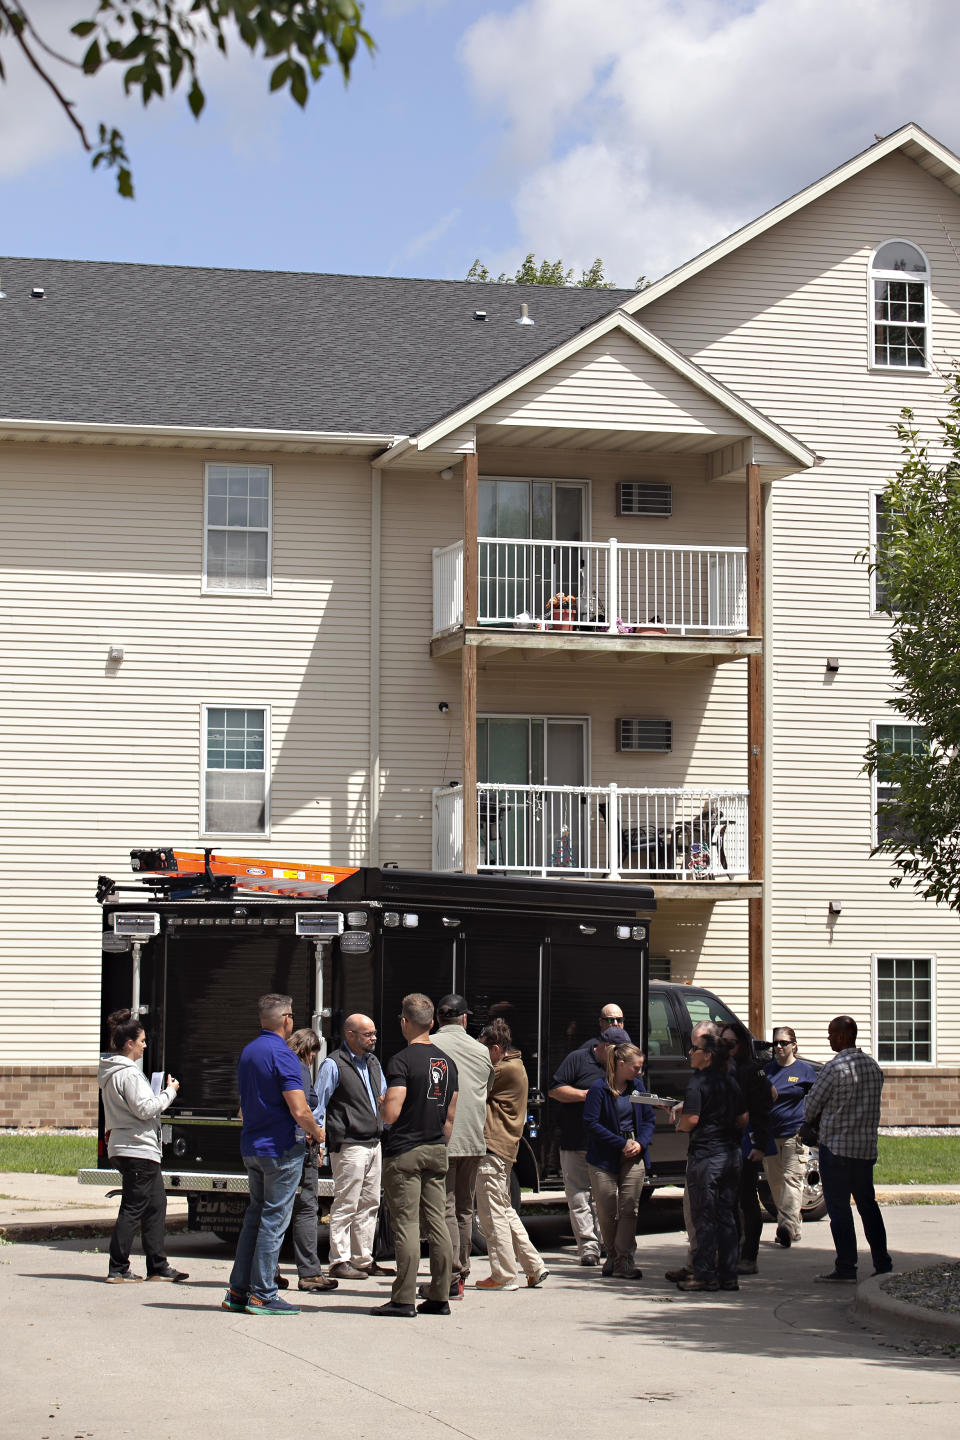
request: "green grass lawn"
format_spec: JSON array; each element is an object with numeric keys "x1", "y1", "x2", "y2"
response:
[
  {"x1": 875, "y1": 1136, "x2": 960, "y2": 1184},
  {"x1": 0, "y1": 1132, "x2": 957, "y2": 1184},
  {"x1": 0, "y1": 1134, "x2": 97, "y2": 1176}
]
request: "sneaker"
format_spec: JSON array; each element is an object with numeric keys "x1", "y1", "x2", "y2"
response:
[
  {"x1": 737, "y1": 1260, "x2": 758, "y2": 1275},
  {"x1": 814, "y1": 1271, "x2": 857, "y2": 1284},
  {"x1": 275, "y1": 1273, "x2": 290, "y2": 1290},
  {"x1": 676, "y1": 1277, "x2": 720, "y2": 1292},
  {"x1": 360, "y1": 1261, "x2": 395, "y2": 1277},
  {"x1": 527, "y1": 1268, "x2": 549, "y2": 1288},
  {"x1": 298, "y1": 1275, "x2": 339, "y2": 1292},
  {"x1": 451, "y1": 1276, "x2": 465, "y2": 1300},
  {"x1": 147, "y1": 1267, "x2": 189, "y2": 1282},
  {"x1": 474, "y1": 1276, "x2": 520, "y2": 1291},
  {"x1": 719, "y1": 1280, "x2": 740, "y2": 1291},
  {"x1": 370, "y1": 1300, "x2": 417, "y2": 1317},
  {"x1": 613, "y1": 1268, "x2": 643, "y2": 1280},
  {"x1": 328, "y1": 1262, "x2": 369, "y2": 1280},
  {"x1": 873, "y1": 1264, "x2": 894, "y2": 1277},
  {"x1": 221, "y1": 1288, "x2": 247, "y2": 1312},
  {"x1": 416, "y1": 1299, "x2": 451, "y2": 1315},
  {"x1": 244, "y1": 1295, "x2": 301, "y2": 1315},
  {"x1": 106, "y1": 1272, "x2": 143, "y2": 1284},
  {"x1": 775, "y1": 1224, "x2": 792, "y2": 1248},
  {"x1": 579, "y1": 1253, "x2": 600, "y2": 1267},
  {"x1": 664, "y1": 1267, "x2": 692, "y2": 1283},
  {"x1": 601, "y1": 1259, "x2": 615, "y2": 1278},
  {"x1": 418, "y1": 1278, "x2": 464, "y2": 1302}
]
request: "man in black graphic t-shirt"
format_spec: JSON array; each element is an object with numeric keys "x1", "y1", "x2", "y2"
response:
[{"x1": 372, "y1": 993, "x2": 459, "y2": 1318}]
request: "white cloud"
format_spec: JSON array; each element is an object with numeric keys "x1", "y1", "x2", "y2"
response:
[{"x1": 460, "y1": 0, "x2": 960, "y2": 286}]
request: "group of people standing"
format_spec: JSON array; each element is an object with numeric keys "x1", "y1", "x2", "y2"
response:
[{"x1": 98, "y1": 993, "x2": 892, "y2": 1303}]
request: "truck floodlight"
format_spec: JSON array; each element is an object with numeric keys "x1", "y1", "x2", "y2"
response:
[
  {"x1": 112, "y1": 912, "x2": 160, "y2": 938},
  {"x1": 579, "y1": 924, "x2": 596, "y2": 935},
  {"x1": 340, "y1": 931, "x2": 372, "y2": 954},
  {"x1": 383, "y1": 912, "x2": 400, "y2": 927},
  {"x1": 402, "y1": 913, "x2": 419, "y2": 929},
  {"x1": 616, "y1": 924, "x2": 631, "y2": 940},
  {"x1": 632, "y1": 926, "x2": 646, "y2": 941},
  {"x1": 346, "y1": 910, "x2": 368, "y2": 927},
  {"x1": 441, "y1": 916, "x2": 460, "y2": 928},
  {"x1": 295, "y1": 912, "x2": 344, "y2": 937}
]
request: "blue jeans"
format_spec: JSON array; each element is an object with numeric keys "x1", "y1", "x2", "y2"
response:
[
  {"x1": 819, "y1": 1144, "x2": 891, "y2": 1278},
  {"x1": 229, "y1": 1145, "x2": 304, "y2": 1302}
]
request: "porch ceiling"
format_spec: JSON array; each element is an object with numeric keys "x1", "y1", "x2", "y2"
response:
[
  {"x1": 475, "y1": 422, "x2": 748, "y2": 454},
  {"x1": 430, "y1": 628, "x2": 760, "y2": 668}
]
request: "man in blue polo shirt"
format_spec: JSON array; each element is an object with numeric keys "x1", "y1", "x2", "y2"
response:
[{"x1": 222, "y1": 993, "x2": 326, "y2": 1317}]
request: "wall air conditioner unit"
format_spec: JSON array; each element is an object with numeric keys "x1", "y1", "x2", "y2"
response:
[
  {"x1": 617, "y1": 718, "x2": 672, "y2": 753},
  {"x1": 616, "y1": 481, "x2": 672, "y2": 517}
]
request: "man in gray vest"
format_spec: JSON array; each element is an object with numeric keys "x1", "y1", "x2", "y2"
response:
[
  {"x1": 426, "y1": 994, "x2": 493, "y2": 1301},
  {"x1": 315, "y1": 1013, "x2": 386, "y2": 1281}
]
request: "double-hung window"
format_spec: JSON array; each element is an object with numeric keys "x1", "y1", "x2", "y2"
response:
[
  {"x1": 204, "y1": 463, "x2": 272, "y2": 593},
  {"x1": 870, "y1": 240, "x2": 930, "y2": 370},
  {"x1": 202, "y1": 706, "x2": 269, "y2": 835},
  {"x1": 871, "y1": 492, "x2": 896, "y2": 614},
  {"x1": 873, "y1": 721, "x2": 926, "y2": 846},
  {"x1": 874, "y1": 954, "x2": 934, "y2": 1063}
]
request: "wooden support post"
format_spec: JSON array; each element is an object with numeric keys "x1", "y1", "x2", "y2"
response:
[
  {"x1": 746, "y1": 461, "x2": 764, "y2": 1036},
  {"x1": 461, "y1": 453, "x2": 479, "y2": 872},
  {"x1": 463, "y1": 452, "x2": 478, "y2": 629},
  {"x1": 462, "y1": 645, "x2": 478, "y2": 874}
]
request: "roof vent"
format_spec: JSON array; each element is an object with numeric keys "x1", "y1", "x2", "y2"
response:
[
  {"x1": 516, "y1": 302, "x2": 534, "y2": 326},
  {"x1": 474, "y1": 309, "x2": 487, "y2": 321},
  {"x1": 31, "y1": 286, "x2": 45, "y2": 299}
]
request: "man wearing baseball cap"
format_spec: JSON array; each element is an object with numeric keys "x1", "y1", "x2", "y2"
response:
[
  {"x1": 548, "y1": 1018, "x2": 631, "y2": 1265},
  {"x1": 424, "y1": 994, "x2": 493, "y2": 1301}
]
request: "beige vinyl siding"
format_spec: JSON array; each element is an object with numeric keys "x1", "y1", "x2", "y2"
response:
[
  {"x1": 0, "y1": 445, "x2": 373, "y2": 1064},
  {"x1": 482, "y1": 335, "x2": 762, "y2": 438},
  {"x1": 641, "y1": 150, "x2": 960, "y2": 1061}
]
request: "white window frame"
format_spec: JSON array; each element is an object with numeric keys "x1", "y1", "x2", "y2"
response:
[
  {"x1": 869, "y1": 489, "x2": 897, "y2": 616},
  {"x1": 872, "y1": 952, "x2": 936, "y2": 1067},
  {"x1": 200, "y1": 703, "x2": 271, "y2": 838},
  {"x1": 870, "y1": 719, "x2": 926, "y2": 848},
  {"x1": 868, "y1": 239, "x2": 931, "y2": 374},
  {"x1": 202, "y1": 462, "x2": 273, "y2": 595}
]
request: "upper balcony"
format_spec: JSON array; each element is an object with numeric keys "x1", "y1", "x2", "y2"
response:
[{"x1": 431, "y1": 536, "x2": 758, "y2": 667}]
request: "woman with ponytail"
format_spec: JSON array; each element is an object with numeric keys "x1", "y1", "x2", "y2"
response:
[
  {"x1": 97, "y1": 1008, "x2": 187, "y2": 1284},
  {"x1": 583, "y1": 1043, "x2": 655, "y2": 1280}
]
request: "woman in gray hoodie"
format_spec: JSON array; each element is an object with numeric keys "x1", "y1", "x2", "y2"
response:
[{"x1": 98, "y1": 1008, "x2": 187, "y2": 1283}]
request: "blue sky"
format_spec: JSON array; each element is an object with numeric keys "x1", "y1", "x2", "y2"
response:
[{"x1": 2, "y1": 0, "x2": 959, "y2": 287}]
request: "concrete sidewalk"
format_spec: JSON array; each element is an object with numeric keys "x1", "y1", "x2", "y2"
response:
[{"x1": 3, "y1": 1201, "x2": 959, "y2": 1440}]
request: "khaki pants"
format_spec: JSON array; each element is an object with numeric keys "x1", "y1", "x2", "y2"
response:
[
  {"x1": 382, "y1": 1143, "x2": 451, "y2": 1306},
  {"x1": 328, "y1": 1142, "x2": 382, "y2": 1268},
  {"x1": 763, "y1": 1134, "x2": 808, "y2": 1243},
  {"x1": 476, "y1": 1152, "x2": 543, "y2": 1282},
  {"x1": 559, "y1": 1149, "x2": 601, "y2": 1260},
  {"x1": 444, "y1": 1153, "x2": 482, "y2": 1281},
  {"x1": 587, "y1": 1158, "x2": 645, "y2": 1275}
]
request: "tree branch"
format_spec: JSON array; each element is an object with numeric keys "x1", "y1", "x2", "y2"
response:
[{"x1": 0, "y1": 0, "x2": 91, "y2": 150}]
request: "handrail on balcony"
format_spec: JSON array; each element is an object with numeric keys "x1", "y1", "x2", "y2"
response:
[
  {"x1": 433, "y1": 782, "x2": 749, "y2": 879},
  {"x1": 432, "y1": 537, "x2": 747, "y2": 637}
]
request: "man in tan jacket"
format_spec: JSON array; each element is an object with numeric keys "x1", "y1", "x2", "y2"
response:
[{"x1": 473, "y1": 1017, "x2": 548, "y2": 1292}]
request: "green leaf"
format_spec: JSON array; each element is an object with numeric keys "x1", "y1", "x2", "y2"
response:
[
  {"x1": 82, "y1": 39, "x2": 103, "y2": 75},
  {"x1": 187, "y1": 79, "x2": 204, "y2": 117}
]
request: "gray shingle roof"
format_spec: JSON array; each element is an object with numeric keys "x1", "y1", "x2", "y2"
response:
[{"x1": 0, "y1": 258, "x2": 635, "y2": 435}]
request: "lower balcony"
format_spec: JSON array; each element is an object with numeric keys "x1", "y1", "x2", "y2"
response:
[{"x1": 433, "y1": 783, "x2": 751, "y2": 888}]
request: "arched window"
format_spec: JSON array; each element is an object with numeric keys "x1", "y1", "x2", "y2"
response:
[{"x1": 870, "y1": 240, "x2": 929, "y2": 369}]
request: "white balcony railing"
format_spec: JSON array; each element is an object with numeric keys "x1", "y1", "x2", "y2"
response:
[
  {"x1": 432, "y1": 537, "x2": 748, "y2": 636},
  {"x1": 432, "y1": 783, "x2": 748, "y2": 879}
]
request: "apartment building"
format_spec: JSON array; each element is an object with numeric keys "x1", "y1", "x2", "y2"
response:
[{"x1": 2, "y1": 123, "x2": 957, "y2": 1125}]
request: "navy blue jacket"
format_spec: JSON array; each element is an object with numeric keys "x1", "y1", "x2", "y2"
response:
[{"x1": 583, "y1": 1078, "x2": 656, "y2": 1175}]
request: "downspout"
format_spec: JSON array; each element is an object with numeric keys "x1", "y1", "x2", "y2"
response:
[
  {"x1": 369, "y1": 466, "x2": 381, "y2": 865},
  {"x1": 761, "y1": 480, "x2": 773, "y2": 1037}
]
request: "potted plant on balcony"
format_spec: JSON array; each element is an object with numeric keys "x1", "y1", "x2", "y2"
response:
[{"x1": 546, "y1": 591, "x2": 578, "y2": 631}]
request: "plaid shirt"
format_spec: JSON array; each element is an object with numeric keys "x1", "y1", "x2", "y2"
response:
[{"x1": 804, "y1": 1047, "x2": 884, "y2": 1161}]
